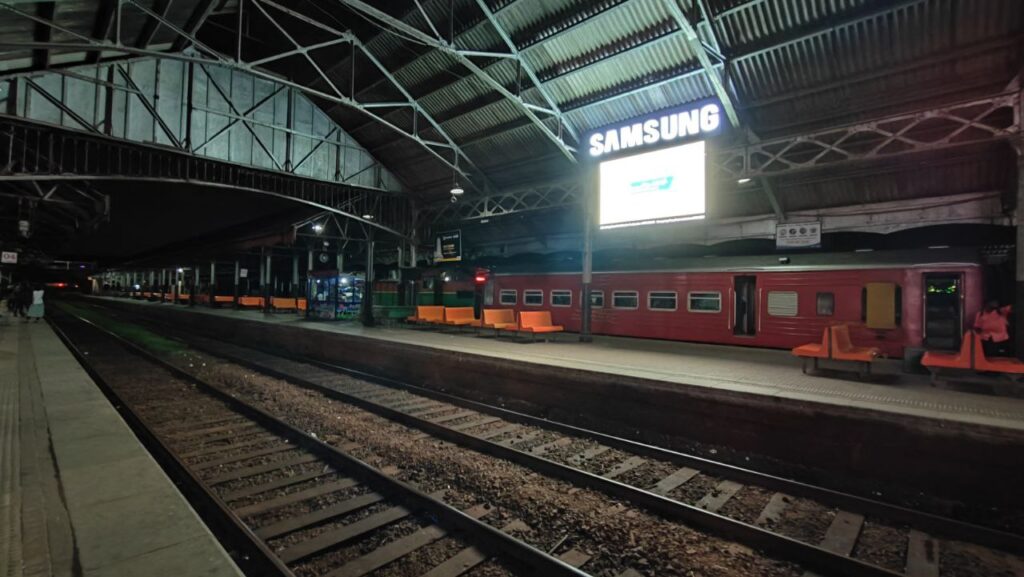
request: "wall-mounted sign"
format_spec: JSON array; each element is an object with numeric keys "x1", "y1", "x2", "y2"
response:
[
  {"x1": 239, "y1": 268, "x2": 249, "y2": 278},
  {"x1": 586, "y1": 100, "x2": 722, "y2": 159},
  {"x1": 434, "y1": 230, "x2": 462, "y2": 262},
  {"x1": 1, "y1": 251, "x2": 17, "y2": 264},
  {"x1": 776, "y1": 222, "x2": 822, "y2": 249}
]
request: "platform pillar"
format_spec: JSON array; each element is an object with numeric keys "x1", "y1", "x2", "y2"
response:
[
  {"x1": 263, "y1": 250, "x2": 271, "y2": 313},
  {"x1": 233, "y1": 260, "x2": 240, "y2": 309},
  {"x1": 209, "y1": 261, "x2": 216, "y2": 307},
  {"x1": 361, "y1": 231, "x2": 375, "y2": 327},
  {"x1": 291, "y1": 254, "x2": 299, "y2": 296},
  {"x1": 190, "y1": 264, "x2": 199, "y2": 307},
  {"x1": 171, "y1": 268, "x2": 179, "y2": 304},
  {"x1": 580, "y1": 169, "x2": 595, "y2": 343},
  {"x1": 1016, "y1": 137, "x2": 1024, "y2": 360}
]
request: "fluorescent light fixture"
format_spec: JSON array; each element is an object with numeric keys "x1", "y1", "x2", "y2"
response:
[
  {"x1": 450, "y1": 185, "x2": 464, "y2": 195},
  {"x1": 312, "y1": 223, "x2": 324, "y2": 233},
  {"x1": 737, "y1": 177, "x2": 752, "y2": 184},
  {"x1": 362, "y1": 214, "x2": 374, "y2": 220}
]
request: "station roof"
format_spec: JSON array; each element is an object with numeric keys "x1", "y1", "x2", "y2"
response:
[{"x1": 0, "y1": 0, "x2": 1021, "y2": 257}]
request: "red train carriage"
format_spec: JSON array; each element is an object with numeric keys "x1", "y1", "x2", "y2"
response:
[{"x1": 488, "y1": 249, "x2": 985, "y2": 358}]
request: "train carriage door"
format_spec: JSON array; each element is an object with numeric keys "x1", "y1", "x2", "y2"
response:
[
  {"x1": 923, "y1": 273, "x2": 962, "y2": 350},
  {"x1": 733, "y1": 275, "x2": 757, "y2": 336}
]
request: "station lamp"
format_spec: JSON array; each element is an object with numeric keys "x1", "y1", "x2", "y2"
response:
[
  {"x1": 362, "y1": 214, "x2": 374, "y2": 220},
  {"x1": 737, "y1": 177, "x2": 752, "y2": 184},
  {"x1": 312, "y1": 222, "x2": 324, "y2": 234}
]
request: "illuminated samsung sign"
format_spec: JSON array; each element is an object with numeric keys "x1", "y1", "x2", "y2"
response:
[{"x1": 587, "y1": 101, "x2": 721, "y2": 158}]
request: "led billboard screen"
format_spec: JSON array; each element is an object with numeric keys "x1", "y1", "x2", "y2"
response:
[{"x1": 598, "y1": 140, "x2": 706, "y2": 230}]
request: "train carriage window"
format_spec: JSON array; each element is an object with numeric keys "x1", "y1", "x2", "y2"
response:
[
  {"x1": 551, "y1": 290, "x2": 572, "y2": 307},
  {"x1": 767, "y1": 291, "x2": 798, "y2": 317},
  {"x1": 524, "y1": 289, "x2": 544, "y2": 306},
  {"x1": 861, "y1": 283, "x2": 902, "y2": 329},
  {"x1": 816, "y1": 292, "x2": 835, "y2": 316},
  {"x1": 688, "y1": 291, "x2": 722, "y2": 313},
  {"x1": 612, "y1": 291, "x2": 639, "y2": 309},
  {"x1": 499, "y1": 289, "x2": 517, "y2": 305},
  {"x1": 589, "y1": 290, "x2": 605, "y2": 308},
  {"x1": 648, "y1": 291, "x2": 678, "y2": 311}
]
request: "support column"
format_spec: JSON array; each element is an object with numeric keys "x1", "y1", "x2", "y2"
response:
[
  {"x1": 264, "y1": 250, "x2": 272, "y2": 312},
  {"x1": 1015, "y1": 139, "x2": 1024, "y2": 360},
  {"x1": 160, "y1": 269, "x2": 167, "y2": 301},
  {"x1": 361, "y1": 232, "x2": 375, "y2": 327},
  {"x1": 171, "y1": 268, "x2": 179, "y2": 304},
  {"x1": 233, "y1": 260, "x2": 240, "y2": 308},
  {"x1": 209, "y1": 261, "x2": 216, "y2": 307},
  {"x1": 580, "y1": 168, "x2": 595, "y2": 343},
  {"x1": 191, "y1": 264, "x2": 199, "y2": 307},
  {"x1": 292, "y1": 254, "x2": 299, "y2": 296}
]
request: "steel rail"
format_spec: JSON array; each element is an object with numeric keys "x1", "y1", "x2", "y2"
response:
[
  {"x1": 157, "y1": 320, "x2": 1024, "y2": 554},
  {"x1": 122, "y1": 320, "x2": 923, "y2": 577},
  {"x1": 52, "y1": 308, "x2": 593, "y2": 577},
  {"x1": 47, "y1": 317, "x2": 295, "y2": 577}
]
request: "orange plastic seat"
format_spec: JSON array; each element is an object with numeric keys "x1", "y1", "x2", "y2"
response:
[
  {"x1": 214, "y1": 295, "x2": 235, "y2": 304},
  {"x1": 921, "y1": 333, "x2": 973, "y2": 371},
  {"x1": 506, "y1": 311, "x2": 563, "y2": 341},
  {"x1": 443, "y1": 307, "x2": 478, "y2": 326},
  {"x1": 973, "y1": 333, "x2": 1024, "y2": 374},
  {"x1": 481, "y1": 309, "x2": 517, "y2": 333},
  {"x1": 271, "y1": 297, "x2": 297, "y2": 311},
  {"x1": 830, "y1": 325, "x2": 880, "y2": 362},
  {"x1": 792, "y1": 328, "x2": 831, "y2": 359},
  {"x1": 296, "y1": 298, "x2": 307, "y2": 311},
  {"x1": 409, "y1": 305, "x2": 444, "y2": 324},
  {"x1": 237, "y1": 296, "x2": 265, "y2": 308}
]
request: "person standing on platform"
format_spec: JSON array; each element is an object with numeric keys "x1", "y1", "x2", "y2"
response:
[
  {"x1": 973, "y1": 300, "x2": 1012, "y2": 357},
  {"x1": 25, "y1": 283, "x2": 44, "y2": 323}
]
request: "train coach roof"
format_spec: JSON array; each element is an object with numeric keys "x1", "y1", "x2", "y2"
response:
[{"x1": 488, "y1": 248, "x2": 984, "y2": 276}]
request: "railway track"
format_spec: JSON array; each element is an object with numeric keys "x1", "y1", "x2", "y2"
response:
[
  {"x1": 50, "y1": 310, "x2": 594, "y2": 577},
  {"x1": 63, "y1": 304, "x2": 1024, "y2": 577}
]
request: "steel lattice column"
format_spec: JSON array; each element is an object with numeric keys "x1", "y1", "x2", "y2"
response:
[{"x1": 1016, "y1": 136, "x2": 1024, "y2": 360}]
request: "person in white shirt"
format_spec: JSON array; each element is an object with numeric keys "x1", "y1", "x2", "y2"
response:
[{"x1": 26, "y1": 285, "x2": 44, "y2": 322}]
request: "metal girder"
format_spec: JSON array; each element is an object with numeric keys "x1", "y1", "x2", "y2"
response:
[
  {"x1": 337, "y1": 0, "x2": 577, "y2": 163},
  {"x1": 429, "y1": 181, "x2": 582, "y2": 224},
  {"x1": 472, "y1": 0, "x2": 578, "y2": 143},
  {"x1": 0, "y1": 1, "x2": 467, "y2": 186},
  {"x1": 661, "y1": 0, "x2": 738, "y2": 127},
  {"x1": 0, "y1": 116, "x2": 415, "y2": 239},
  {"x1": 172, "y1": 0, "x2": 218, "y2": 52},
  {"x1": 717, "y1": 92, "x2": 1021, "y2": 178}
]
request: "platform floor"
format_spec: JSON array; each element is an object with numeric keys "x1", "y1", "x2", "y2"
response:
[
  {"x1": 0, "y1": 318, "x2": 243, "y2": 577},
  {"x1": 95, "y1": 296, "x2": 1024, "y2": 432}
]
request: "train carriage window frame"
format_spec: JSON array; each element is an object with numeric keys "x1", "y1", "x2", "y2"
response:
[
  {"x1": 499, "y1": 289, "x2": 517, "y2": 305},
  {"x1": 767, "y1": 291, "x2": 798, "y2": 317},
  {"x1": 551, "y1": 290, "x2": 572, "y2": 307},
  {"x1": 648, "y1": 291, "x2": 678, "y2": 311},
  {"x1": 524, "y1": 289, "x2": 544, "y2": 307},
  {"x1": 816, "y1": 292, "x2": 835, "y2": 316},
  {"x1": 612, "y1": 290, "x2": 639, "y2": 310},
  {"x1": 588, "y1": 290, "x2": 605, "y2": 308},
  {"x1": 687, "y1": 291, "x2": 722, "y2": 313}
]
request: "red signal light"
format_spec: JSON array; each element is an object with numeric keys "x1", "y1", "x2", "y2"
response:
[{"x1": 474, "y1": 275, "x2": 487, "y2": 284}]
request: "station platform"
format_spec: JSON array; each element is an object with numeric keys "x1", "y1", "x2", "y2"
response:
[
  {"x1": 91, "y1": 296, "x2": 1024, "y2": 432},
  {"x1": 0, "y1": 318, "x2": 243, "y2": 577}
]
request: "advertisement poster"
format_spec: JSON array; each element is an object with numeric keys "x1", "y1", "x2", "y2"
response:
[{"x1": 434, "y1": 230, "x2": 462, "y2": 262}]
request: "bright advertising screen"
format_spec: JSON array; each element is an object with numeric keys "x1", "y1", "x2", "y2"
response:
[{"x1": 598, "y1": 140, "x2": 706, "y2": 230}]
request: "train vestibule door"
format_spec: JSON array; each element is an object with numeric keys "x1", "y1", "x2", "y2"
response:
[
  {"x1": 923, "y1": 273, "x2": 962, "y2": 350},
  {"x1": 734, "y1": 275, "x2": 757, "y2": 336}
]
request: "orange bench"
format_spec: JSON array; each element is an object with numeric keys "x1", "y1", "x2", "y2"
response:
[
  {"x1": 791, "y1": 324, "x2": 879, "y2": 376},
  {"x1": 406, "y1": 305, "x2": 444, "y2": 324},
  {"x1": 162, "y1": 293, "x2": 175, "y2": 302},
  {"x1": 503, "y1": 310, "x2": 563, "y2": 341},
  {"x1": 481, "y1": 309, "x2": 517, "y2": 335},
  {"x1": 176, "y1": 293, "x2": 191, "y2": 303},
  {"x1": 297, "y1": 298, "x2": 307, "y2": 311},
  {"x1": 443, "y1": 307, "x2": 479, "y2": 327},
  {"x1": 791, "y1": 327, "x2": 831, "y2": 373},
  {"x1": 214, "y1": 295, "x2": 235, "y2": 305},
  {"x1": 923, "y1": 332, "x2": 1024, "y2": 378},
  {"x1": 271, "y1": 297, "x2": 298, "y2": 311},
  {"x1": 237, "y1": 296, "x2": 265, "y2": 308}
]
